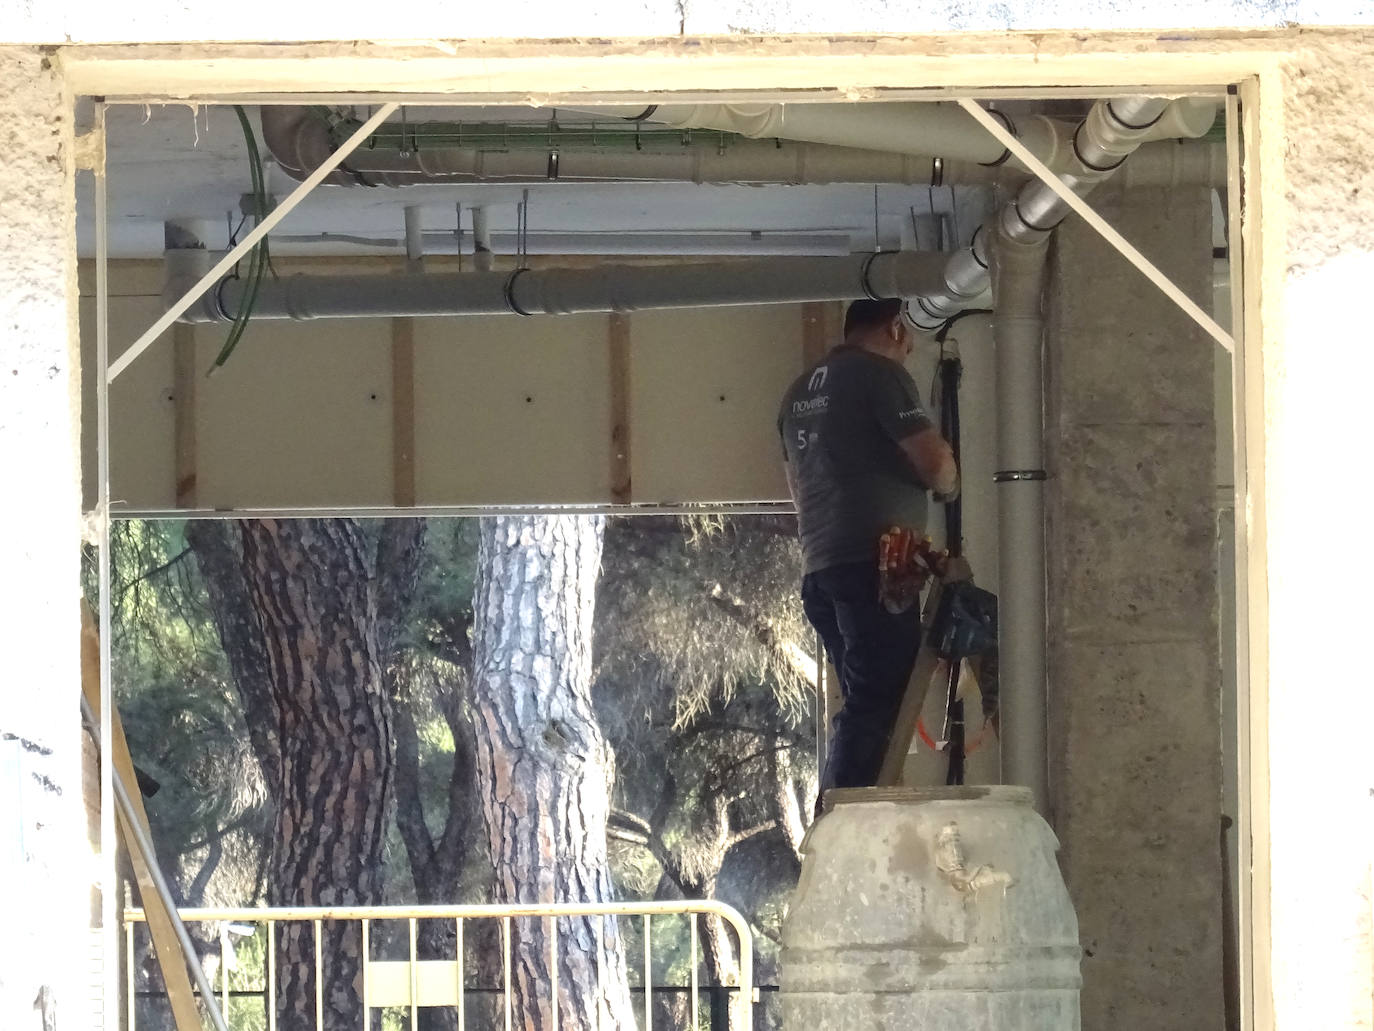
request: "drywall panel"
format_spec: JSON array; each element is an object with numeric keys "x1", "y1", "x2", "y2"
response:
[
  {"x1": 193, "y1": 319, "x2": 393, "y2": 509},
  {"x1": 631, "y1": 305, "x2": 796, "y2": 504},
  {"x1": 83, "y1": 266, "x2": 870, "y2": 510},
  {"x1": 413, "y1": 314, "x2": 611, "y2": 506}
]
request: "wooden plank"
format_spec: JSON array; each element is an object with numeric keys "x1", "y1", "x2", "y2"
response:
[
  {"x1": 80, "y1": 604, "x2": 202, "y2": 1031},
  {"x1": 173, "y1": 322, "x2": 197, "y2": 508},
  {"x1": 876, "y1": 582, "x2": 947, "y2": 786},
  {"x1": 608, "y1": 313, "x2": 632, "y2": 504},
  {"x1": 62, "y1": 39, "x2": 1284, "y2": 102},
  {"x1": 1236, "y1": 73, "x2": 1275, "y2": 1031},
  {"x1": 391, "y1": 317, "x2": 417, "y2": 507}
]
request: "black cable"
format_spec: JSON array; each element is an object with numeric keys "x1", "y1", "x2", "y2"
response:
[
  {"x1": 929, "y1": 306, "x2": 993, "y2": 339},
  {"x1": 938, "y1": 347, "x2": 966, "y2": 785}
]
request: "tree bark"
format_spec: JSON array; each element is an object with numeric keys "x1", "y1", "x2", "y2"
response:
[
  {"x1": 238, "y1": 519, "x2": 394, "y2": 1031},
  {"x1": 470, "y1": 515, "x2": 635, "y2": 1031},
  {"x1": 187, "y1": 520, "x2": 280, "y2": 787}
]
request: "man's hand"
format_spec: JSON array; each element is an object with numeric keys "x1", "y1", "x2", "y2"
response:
[{"x1": 933, "y1": 478, "x2": 960, "y2": 506}]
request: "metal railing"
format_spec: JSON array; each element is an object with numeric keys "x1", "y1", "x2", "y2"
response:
[{"x1": 124, "y1": 899, "x2": 755, "y2": 1031}]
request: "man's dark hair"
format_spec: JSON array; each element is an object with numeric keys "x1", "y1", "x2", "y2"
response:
[{"x1": 843, "y1": 298, "x2": 905, "y2": 339}]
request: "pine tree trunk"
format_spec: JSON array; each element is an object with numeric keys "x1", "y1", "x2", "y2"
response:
[
  {"x1": 470, "y1": 515, "x2": 635, "y2": 1031},
  {"x1": 187, "y1": 520, "x2": 280, "y2": 787},
  {"x1": 238, "y1": 519, "x2": 394, "y2": 1031}
]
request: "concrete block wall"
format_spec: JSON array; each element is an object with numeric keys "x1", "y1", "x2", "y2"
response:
[{"x1": 1046, "y1": 186, "x2": 1222, "y2": 1027}]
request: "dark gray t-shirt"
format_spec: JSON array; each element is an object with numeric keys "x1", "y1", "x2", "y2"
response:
[{"x1": 777, "y1": 346, "x2": 934, "y2": 574}]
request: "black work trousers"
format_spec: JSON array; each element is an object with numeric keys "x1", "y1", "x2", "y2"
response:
[{"x1": 802, "y1": 560, "x2": 922, "y2": 808}]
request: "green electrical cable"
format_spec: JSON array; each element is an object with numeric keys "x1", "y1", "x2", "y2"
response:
[{"x1": 210, "y1": 106, "x2": 271, "y2": 372}]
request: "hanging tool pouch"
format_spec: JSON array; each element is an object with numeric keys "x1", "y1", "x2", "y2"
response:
[
  {"x1": 930, "y1": 580, "x2": 998, "y2": 661},
  {"x1": 877, "y1": 526, "x2": 936, "y2": 613}
]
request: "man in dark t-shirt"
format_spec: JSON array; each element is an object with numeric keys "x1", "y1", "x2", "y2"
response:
[{"x1": 778, "y1": 298, "x2": 959, "y2": 811}]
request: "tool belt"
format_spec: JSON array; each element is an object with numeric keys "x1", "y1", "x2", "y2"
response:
[{"x1": 877, "y1": 525, "x2": 942, "y2": 614}]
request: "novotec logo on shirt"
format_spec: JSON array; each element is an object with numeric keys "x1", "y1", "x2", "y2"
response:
[
  {"x1": 792, "y1": 395, "x2": 830, "y2": 416},
  {"x1": 808, "y1": 366, "x2": 828, "y2": 392}
]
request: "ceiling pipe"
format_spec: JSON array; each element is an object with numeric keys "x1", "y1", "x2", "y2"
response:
[
  {"x1": 573, "y1": 99, "x2": 1214, "y2": 173},
  {"x1": 271, "y1": 230, "x2": 857, "y2": 257},
  {"x1": 907, "y1": 96, "x2": 1176, "y2": 330},
  {"x1": 992, "y1": 230, "x2": 1053, "y2": 816},
  {"x1": 936, "y1": 95, "x2": 1173, "y2": 815},
  {"x1": 258, "y1": 107, "x2": 1222, "y2": 190},
  {"x1": 168, "y1": 249, "x2": 947, "y2": 323},
  {"x1": 580, "y1": 102, "x2": 1066, "y2": 170},
  {"x1": 471, "y1": 206, "x2": 494, "y2": 271}
]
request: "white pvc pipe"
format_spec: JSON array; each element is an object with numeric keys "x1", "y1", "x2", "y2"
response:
[
  {"x1": 578, "y1": 102, "x2": 1063, "y2": 169},
  {"x1": 110, "y1": 102, "x2": 400, "y2": 381},
  {"x1": 174, "y1": 250, "x2": 947, "y2": 322},
  {"x1": 404, "y1": 205, "x2": 424, "y2": 268},
  {"x1": 326, "y1": 135, "x2": 1220, "y2": 188},
  {"x1": 471, "y1": 206, "x2": 494, "y2": 272},
  {"x1": 573, "y1": 99, "x2": 1212, "y2": 172},
  {"x1": 907, "y1": 96, "x2": 1173, "y2": 330},
  {"x1": 260, "y1": 106, "x2": 1223, "y2": 190},
  {"x1": 992, "y1": 231, "x2": 1052, "y2": 815},
  {"x1": 271, "y1": 230, "x2": 855, "y2": 257}
]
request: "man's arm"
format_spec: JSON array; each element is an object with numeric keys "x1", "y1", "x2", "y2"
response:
[
  {"x1": 900, "y1": 427, "x2": 959, "y2": 500},
  {"x1": 783, "y1": 460, "x2": 800, "y2": 508}
]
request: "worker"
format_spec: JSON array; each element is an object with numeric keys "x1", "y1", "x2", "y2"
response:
[{"x1": 778, "y1": 298, "x2": 959, "y2": 813}]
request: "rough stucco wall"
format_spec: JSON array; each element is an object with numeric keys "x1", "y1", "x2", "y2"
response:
[
  {"x1": 0, "y1": 45, "x2": 84, "y2": 1031},
  {"x1": 1046, "y1": 186, "x2": 1221, "y2": 1028},
  {"x1": 0, "y1": 0, "x2": 1371, "y2": 42},
  {"x1": 1268, "y1": 39, "x2": 1374, "y2": 1030}
]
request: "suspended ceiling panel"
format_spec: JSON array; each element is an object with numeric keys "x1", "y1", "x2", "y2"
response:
[
  {"x1": 81, "y1": 263, "x2": 807, "y2": 511},
  {"x1": 414, "y1": 314, "x2": 613, "y2": 506}
]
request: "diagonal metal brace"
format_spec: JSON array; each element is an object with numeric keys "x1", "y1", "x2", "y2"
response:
[
  {"x1": 109, "y1": 103, "x2": 401, "y2": 381},
  {"x1": 956, "y1": 97, "x2": 1234, "y2": 353}
]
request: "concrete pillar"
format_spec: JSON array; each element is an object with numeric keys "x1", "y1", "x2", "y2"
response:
[
  {"x1": 1045, "y1": 185, "x2": 1221, "y2": 1027},
  {"x1": 0, "y1": 46, "x2": 85, "y2": 1030}
]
